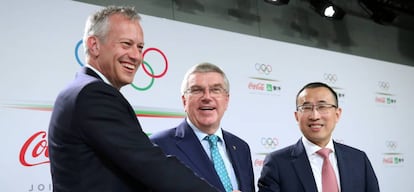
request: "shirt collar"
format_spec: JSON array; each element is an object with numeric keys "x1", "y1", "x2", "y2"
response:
[
  {"x1": 186, "y1": 118, "x2": 224, "y2": 143},
  {"x1": 302, "y1": 136, "x2": 335, "y2": 157},
  {"x1": 85, "y1": 64, "x2": 112, "y2": 86}
]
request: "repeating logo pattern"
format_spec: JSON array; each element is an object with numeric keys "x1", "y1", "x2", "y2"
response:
[
  {"x1": 248, "y1": 63, "x2": 281, "y2": 95},
  {"x1": 322, "y1": 73, "x2": 345, "y2": 99},
  {"x1": 261, "y1": 137, "x2": 279, "y2": 149},
  {"x1": 383, "y1": 140, "x2": 404, "y2": 166},
  {"x1": 375, "y1": 80, "x2": 396, "y2": 105},
  {"x1": 323, "y1": 73, "x2": 337, "y2": 84},
  {"x1": 255, "y1": 63, "x2": 272, "y2": 75},
  {"x1": 378, "y1": 81, "x2": 390, "y2": 91}
]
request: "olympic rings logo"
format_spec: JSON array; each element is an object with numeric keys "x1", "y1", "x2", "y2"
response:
[
  {"x1": 75, "y1": 40, "x2": 168, "y2": 91},
  {"x1": 386, "y1": 140, "x2": 397, "y2": 151},
  {"x1": 131, "y1": 47, "x2": 168, "y2": 91},
  {"x1": 255, "y1": 63, "x2": 272, "y2": 75},
  {"x1": 378, "y1": 81, "x2": 390, "y2": 91},
  {"x1": 261, "y1": 137, "x2": 279, "y2": 149},
  {"x1": 323, "y1": 73, "x2": 337, "y2": 84}
]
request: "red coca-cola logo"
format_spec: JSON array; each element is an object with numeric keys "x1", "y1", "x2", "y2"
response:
[
  {"x1": 19, "y1": 131, "x2": 49, "y2": 166},
  {"x1": 248, "y1": 82, "x2": 265, "y2": 90}
]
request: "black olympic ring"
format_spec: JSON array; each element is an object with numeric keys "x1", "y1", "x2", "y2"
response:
[{"x1": 255, "y1": 63, "x2": 272, "y2": 75}]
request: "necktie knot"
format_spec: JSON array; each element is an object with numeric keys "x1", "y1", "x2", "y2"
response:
[
  {"x1": 317, "y1": 148, "x2": 332, "y2": 159},
  {"x1": 206, "y1": 135, "x2": 219, "y2": 147}
]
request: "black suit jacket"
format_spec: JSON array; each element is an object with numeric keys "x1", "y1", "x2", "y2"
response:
[
  {"x1": 150, "y1": 120, "x2": 255, "y2": 192},
  {"x1": 258, "y1": 139, "x2": 380, "y2": 192},
  {"x1": 48, "y1": 67, "x2": 218, "y2": 192}
]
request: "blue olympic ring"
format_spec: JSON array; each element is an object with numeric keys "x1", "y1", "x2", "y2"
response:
[{"x1": 75, "y1": 40, "x2": 84, "y2": 66}]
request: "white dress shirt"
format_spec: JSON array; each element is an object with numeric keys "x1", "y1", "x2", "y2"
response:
[{"x1": 302, "y1": 136, "x2": 341, "y2": 192}]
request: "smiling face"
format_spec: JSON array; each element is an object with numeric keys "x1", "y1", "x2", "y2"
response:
[
  {"x1": 182, "y1": 72, "x2": 229, "y2": 134},
  {"x1": 87, "y1": 14, "x2": 144, "y2": 89},
  {"x1": 294, "y1": 87, "x2": 342, "y2": 147}
]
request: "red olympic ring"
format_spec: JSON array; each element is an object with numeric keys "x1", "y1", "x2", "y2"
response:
[{"x1": 142, "y1": 47, "x2": 168, "y2": 78}]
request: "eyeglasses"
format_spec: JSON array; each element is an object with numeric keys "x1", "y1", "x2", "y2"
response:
[
  {"x1": 296, "y1": 104, "x2": 337, "y2": 114},
  {"x1": 185, "y1": 86, "x2": 228, "y2": 97}
]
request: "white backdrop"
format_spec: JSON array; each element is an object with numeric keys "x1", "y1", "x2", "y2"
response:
[{"x1": 1, "y1": 0, "x2": 412, "y2": 191}]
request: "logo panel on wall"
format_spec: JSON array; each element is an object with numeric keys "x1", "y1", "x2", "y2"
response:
[
  {"x1": 248, "y1": 63, "x2": 282, "y2": 96},
  {"x1": 19, "y1": 131, "x2": 49, "y2": 167},
  {"x1": 18, "y1": 131, "x2": 53, "y2": 191},
  {"x1": 382, "y1": 140, "x2": 404, "y2": 166},
  {"x1": 322, "y1": 73, "x2": 345, "y2": 101},
  {"x1": 375, "y1": 81, "x2": 397, "y2": 106},
  {"x1": 253, "y1": 137, "x2": 280, "y2": 169}
]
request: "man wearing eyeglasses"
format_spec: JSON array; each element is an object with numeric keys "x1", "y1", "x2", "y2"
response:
[
  {"x1": 150, "y1": 62, "x2": 255, "y2": 192},
  {"x1": 258, "y1": 82, "x2": 379, "y2": 192}
]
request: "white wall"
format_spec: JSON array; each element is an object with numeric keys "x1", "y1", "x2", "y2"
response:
[{"x1": 1, "y1": 0, "x2": 412, "y2": 191}]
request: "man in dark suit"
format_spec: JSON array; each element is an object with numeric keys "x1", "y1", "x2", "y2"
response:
[
  {"x1": 258, "y1": 82, "x2": 379, "y2": 192},
  {"x1": 150, "y1": 63, "x2": 255, "y2": 192},
  {"x1": 48, "y1": 6, "x2": 218, "y2": 192}
]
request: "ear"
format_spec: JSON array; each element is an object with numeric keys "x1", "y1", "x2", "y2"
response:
[
  {"x1": 181, "y1": 95, "x2": 187, "y2": 107},
  {"x1": 223, "y1": 94, "x2": 229, "y2": 111},
  {"x1": 294, "y1": 111, "x2": 299, "y2": 122},
  {"x1": 86, "y1": 36, "x2": 99, "y2": 56},
  {"x1": 335, "y1": 107, "x2": 342, "y2": 123}
]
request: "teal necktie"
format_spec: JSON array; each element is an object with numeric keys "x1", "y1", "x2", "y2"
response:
[{"x1": 206, "y1": 135, "x2": 233, "y2": 192}]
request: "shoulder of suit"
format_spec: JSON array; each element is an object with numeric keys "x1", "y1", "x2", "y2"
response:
[
  {"x1": 334, "y1": 141, "x2": 365, "y2": 154},
  {"x1": 222, "y1": 130, "x2": 249, "y2": 143},
  {"x1": 150, "y1": 127, "x2": 176, "y2": 138}
]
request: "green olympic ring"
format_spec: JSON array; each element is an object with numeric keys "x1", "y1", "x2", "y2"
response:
[{"x1": 131, "y1": 61, "x2": 154, "y2": 91}]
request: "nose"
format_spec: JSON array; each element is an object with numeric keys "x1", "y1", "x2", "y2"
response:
[
  {"x1": 129, "y1": 46, "x2": 142, "y2": 64},
  {"x1": 201, "y1": 90, "x2": 212, "y2": 98},
  {"x1": 309, "y1": 108, "x2": 321, "y2": 119}
]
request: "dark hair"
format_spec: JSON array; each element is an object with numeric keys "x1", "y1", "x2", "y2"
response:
[{"x1": 295, "y1": 82, "x2": 338, "y2": 107}]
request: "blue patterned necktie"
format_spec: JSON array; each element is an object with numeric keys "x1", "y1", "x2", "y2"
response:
[{"x1": 205, "y1": 135, "x2": 233, "y2": 192}]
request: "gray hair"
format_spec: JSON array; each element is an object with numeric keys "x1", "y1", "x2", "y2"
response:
[
  {"x1": 180, "y1": 62, "x2": 230, "y2": 95},
  {"x1": 83, "y1": 6, "x2": 141, "y2": 56}
]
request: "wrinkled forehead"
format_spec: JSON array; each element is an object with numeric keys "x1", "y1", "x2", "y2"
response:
[{"x1": 187, "y1": 72, "x2": 225, "y2": 86}]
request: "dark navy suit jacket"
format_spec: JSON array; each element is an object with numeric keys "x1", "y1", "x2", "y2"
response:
[
  {"x1": 48, "y1": 67, "x2": 218, "y2": 192},
  {"x1": 150, "y1": 120, "x2": 255, "y2": 192},
  {"x1": 258, "y1": 139, "x2": 380, "y2": 192}
]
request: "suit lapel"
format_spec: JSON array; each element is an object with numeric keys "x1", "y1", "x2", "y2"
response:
[
  {"x1": 292, "y1": 140, "x2": 318, "y2": 192},
  {"x1": 334, "y1": 142, "x2": 349, "y2": 192},
  {"x1": 82, "y1": 67, "x2": 101, "y2": 79},
  {"x1": 223, "y1": 132, "x2": 243, "y2": 181},
  {"x1": 174, "y1": 122, "x2": 224, "y2": 189}
]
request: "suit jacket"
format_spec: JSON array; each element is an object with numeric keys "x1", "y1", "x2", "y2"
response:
[
  {"x1": 48, "y1": 67, "x2": 218, "y2": 192},
  {"x1": 150, "y1": 120, "x2": 255, "y2": 192},
  {"x1": 258, "y1": 139, "x2": 379, "y2": 192}
]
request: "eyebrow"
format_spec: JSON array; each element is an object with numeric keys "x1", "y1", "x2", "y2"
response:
[
  {"x1": 301, "y1": 101, "x2": 329, "y2": 105},
  {"x1": 190, "y1": 84, "x2": 224, "y2": 88}
]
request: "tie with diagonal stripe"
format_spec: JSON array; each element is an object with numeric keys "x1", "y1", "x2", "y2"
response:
[{"x1": 205, "y1": 135, "x2": 233, "y2": 192}]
